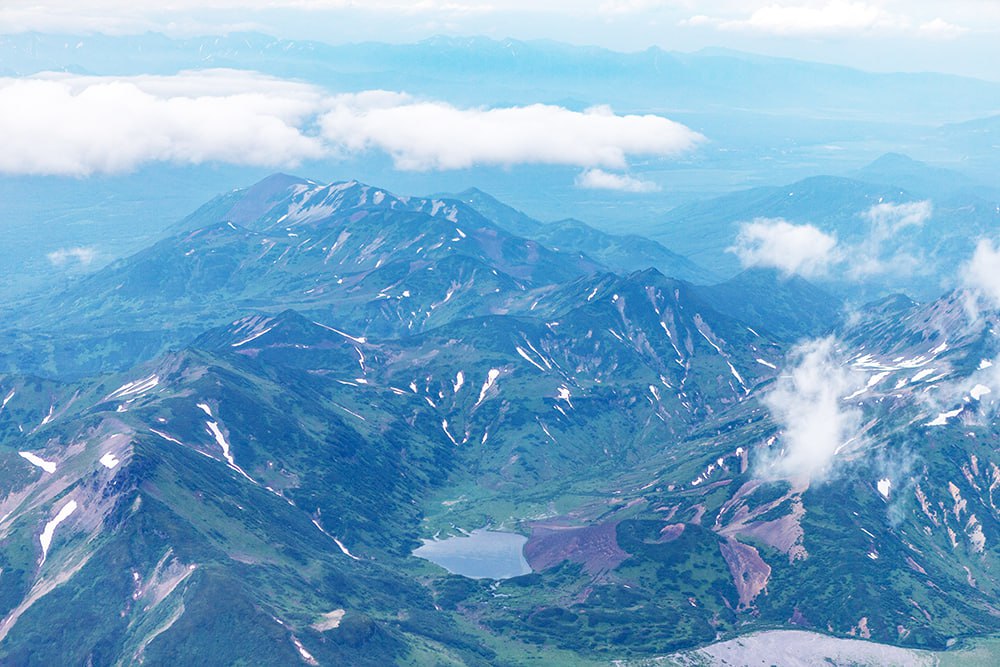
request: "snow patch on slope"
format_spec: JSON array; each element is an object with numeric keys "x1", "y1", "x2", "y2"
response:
[
  {"x1": 475, "y1": 369, "x2": 501, "y2": 407},
  {"x1": 19, "y1": 452, "x2": 57, "y2": 474},
  {"x1": 39, "y1": 500, "x2": 78, "y2": 563}
]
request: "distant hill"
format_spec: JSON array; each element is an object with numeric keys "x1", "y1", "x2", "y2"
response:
[
  {"x1": 446, "y1": 187, "x2": 717, "y2": 284},
  {"x1": 849, "y1": 152, "x2": 988, "y2": 199}
]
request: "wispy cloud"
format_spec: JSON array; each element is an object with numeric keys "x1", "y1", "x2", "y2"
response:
[
  {"x1": 961, "y1": 238, "x2": 1000, "y2": 312},
  {"x1": 0, "y1": 1, "x2": 497, "y2": 34},
  {"x1": 47, "y1": 246, "x2": 98, "y2": 267},
  {"x1": 0, "y1": 71, "x2": 703, "y2": 176},
  {"x1": 888, "y1": 241, "x2": 1000, "y2": 422},
  {"x1": 575, "y1": 168, "x2": 660, "y2": 192},
  {"x1": 848, "y1": 200, "x2": 932, "y2": 278},
  {"x1": 598, "y1": 0, "x2": 669, "y2": 15},
  {"x1": 729, "y1": 200, "x2": 932, "y2": 280},
  {"x1": 757, "y1": 337, "x2": 864, "y2": 481},
  {"x1": 684, "y1": 1, "x2": 967, "y2": 39}
]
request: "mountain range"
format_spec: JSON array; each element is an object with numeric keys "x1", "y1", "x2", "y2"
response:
[{"x1": 2, "y1": 172, "x2": 1000, "y2": 665}]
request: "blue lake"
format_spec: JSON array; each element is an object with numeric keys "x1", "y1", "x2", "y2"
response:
[{"x1": 413, "y1": 530, "x2": 531, "y2": 579}]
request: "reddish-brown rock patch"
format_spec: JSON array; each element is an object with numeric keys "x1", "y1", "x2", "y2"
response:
[{"x1": 524, "y1": 521, "x2": 630, "y2": 577}]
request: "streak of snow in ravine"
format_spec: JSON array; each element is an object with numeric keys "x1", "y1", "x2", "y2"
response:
[
  {"x1": 659, "y1": 321, "x2": 683, "y2": 359},
  {"x1": 877, "y1": 478, "x2": 892, "y2": 499},
  {"x1": 196, "y1": 403, "x2": 213, "y2": 418},
  {"x1": 336, "y1": 403, "x2": 367, "y2": 421},
  {"x1": 105, "y1": 374, "x2": 160, "y2": 400},
  {"x1": 291, "y1": 635, "x2": 318, "y2": 666},
  {"x1": 844, "y1": 371, "x2": 891, "y2": 400},
  {"x1": 39, "y1": 499, "x2": 78, "y2": 563},
  {"x1": 310, "y1": 519, "x2": 361, "y2": 560},
  {"x1": 231, "y1": 324, "x2": 275, "y2": 347},
  {"x1": 205, "y1": 420, "x2": 257, "y2": 483},
  {"x1": 19, "y1": 451, "x2": 56, "y2": 474},
  {"x1": 726, "y1": 361, "x2": 748, "y2": 393},
  {"x1": 150, "y1": 429, "x2": 185, "y2": 446},
  {"x1": 926, "y1": 407, "x2": 963, "y2": 427},
  {"x1": 755, "y1": 358, "x2": 777, "y2": 369},
  {"x1": 206, "y1": 421, "x2": 235, "y2": 466},
  {"x1": 523, "y1": 339, "x2": 553, "y2": 369},
  {"x1": 453, "y1": 371, "x2": 464, "y2": 393},
  {"x1": 99, "y1": 453, "x2": 120, "y2": 469},
  {"x1": 1, "y1": 389, "x2": 14, "y2": 410},
  {"x1": 556, "y1": 385, "x2": 573, "y2": 408},
  {"x1": 852, "y1": 353, "x2": 935, "y2": 372},
  {"x1": 475, "y1": 369, "x2": 501, "y2": 407},
  {"x1": 515, "y1": 346, "x2": 546, "y2": 372},
  {"x1": 696, "y1": 327, "x2": 724, "y2": 355},
  {"x1": 538, "y1": 421, "x2": 557, "y2": 443},
  {"x1": 441, "y1": 420, "x2": 458, "y2": 446},
  {"x1": 39, "y1": 403, "x2": 55, "y2": 427},
  {"x1": 313, "y1": 322, "x2": 366, "y2": 344}
]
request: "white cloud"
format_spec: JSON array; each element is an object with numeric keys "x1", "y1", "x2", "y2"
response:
[
  {"x1": 318, "y1": 96, "x2": 703, "y2": 171},
  {"x1": 0, "y1": 0, "x2": 496, "y2": 29},
  {"x1": 0, "y1": 71, "x2": 702, "y2": 176},
  {"x1": 685, "y1": 1, "x2": 968, "y2": 38},
  {"x1": 757, "y1": 337, "x2": 864, "y2": 481},
  {"x1": 848, "y1": 200, "x2": 931, "y2": 278},
  {"x1": 47, "y1": 246, "x2": 98, "y2": 267},
  {"x1": 575, "y1": 168, "x2": 660, "y2": 192},
  {"x1": 729, "y1": 200, "x2": 932, "y2": 280},
  {"x1": 918, "y1": 17, "x2": 969, "y2": 39},
  {"x1": 598, "y1": 0, "x2": 669, "y2": 15},
  {"x1": 0, "y1": 7, "x2": 149, "y2": 34},
  {"x1": 962, "y1": 238, "x2": 1000, "y2": 311},
  {"x1": 864, "y1": 200, "x2": 932, "y2": 230},
  {"x1": 728, "y1": 218, "x2": 838, "y2": 278},
  {"x1": 0, "y1": 70, "x2": 326, "y2": 176},
  {"x1": 725, "y1": 1, "x2": 894, "y2": 34}
]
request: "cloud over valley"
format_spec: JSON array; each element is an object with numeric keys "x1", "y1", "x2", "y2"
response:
[{"x1": 0, "y1": 70, "x2": 702, "y2": 177}]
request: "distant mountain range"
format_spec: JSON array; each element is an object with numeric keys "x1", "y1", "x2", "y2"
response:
[{"x1": 3, "y1": 32, "x2": 1000, "y2": 126}]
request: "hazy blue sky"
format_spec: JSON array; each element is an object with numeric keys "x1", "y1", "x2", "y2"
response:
[{"x1": 2, "y1": 1, "x2": 999, "y2": 80}]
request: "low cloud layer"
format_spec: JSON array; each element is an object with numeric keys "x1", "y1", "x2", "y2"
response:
[
  {"x1": 685, "y1": 1, "x2": 967, "y2": 39},
  {"x1": 319, "y1": 96, "x2": 703, "y2": 171},
  {"x1": 757, "y1": 337, "x2": 864, "y2": 481},
  {"x1": 729, "y1": 200, "x2": 932, "y2": 280},
  {"x1": 728, "y1": 218, "x2": 839, "y2": 278},
  {"x1": 0, "y1": 71, "x2": 703, "y2": 176},
  {"x1": 0, "y1": 70, "x2": 326, "y2": 176},
  {"x1": 575, "y1": 168, "x2": 660, "y2": 192}
]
